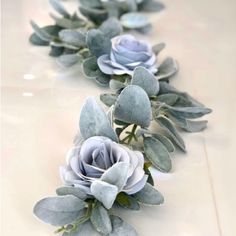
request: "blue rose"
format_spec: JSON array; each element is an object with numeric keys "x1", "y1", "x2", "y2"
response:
[
  {"x1": 97, "y1": 34, "x2": 157, "y2": 76},
  {"x1": 60, "y1": 136, "x2": 147, "y2": 209}
]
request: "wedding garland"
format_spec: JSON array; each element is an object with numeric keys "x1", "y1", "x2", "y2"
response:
[{"x1": 30, "y1": 1, "x2": 212, "y2": 235}]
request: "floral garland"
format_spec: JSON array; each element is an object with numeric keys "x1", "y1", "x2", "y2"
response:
[{"x1": 31, "y1": 0, "x2": 212, "y2": 235}]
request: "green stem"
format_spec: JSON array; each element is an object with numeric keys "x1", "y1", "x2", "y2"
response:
[{"x1": 120, "y1": 124, "x2": 138, "y2": 144}]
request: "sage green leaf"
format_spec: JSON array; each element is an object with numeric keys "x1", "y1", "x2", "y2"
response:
[
  {"x1": 120, "y1": 13, "x2": 149, "y2": 29},
  {"x1": 79, "y1": 6, "x2": 108, "y2": 25},
  {"x1": 56, "y1": 186, "x2": 87, "y2": 200},
  {"x1": 131, "y1": 67, "x2": 159, "y2": 97},
  {"x1": 102, "y1": 2, "x2": 120, "y2": 18},
  {"x1": 100, "y1": 93, "x2": 117, "y2": 107},
  {"x1": 114, "y1": 85, "x2": 152, "y2": 128},
  {"x1": 116, "y1": 192, "x2": 140, "y2": 210},
  {"x1": 144, "y1": 136, "x2": 172, "y2": 172},
  {"x1": 30, "y1": 33, "x2": 49, "y2": 46},
  {"x1": 157, "y1": 57, "x2": 178, "y2": 80},
  {"x1": 134, "y1": 183, "x2": 164, "y2": 205},
  {"x1": 94, "y1": 73, "x2": 110, "y2": 87},
  {"x1": 153, "y1": 133, "x2": 175, "y2": 153},
  {"x1": 167, "y1": 106, "x2": 212, "y2": 119},
  {"x1": 91, "y1": 180, "x2": 118, "y2": 209},
  {"x1": 30, "y1": 21, "x2": 53, "y2": 42},
  {"x1": 138, "y1": 0, "x2": 165, "y2": 12},
  {"x1": 136, "y1": 23, "x2": 152, "y2": 34},
  {"x1": 59, "y1": 30, "x2": 86, "y2": 47},
  {"x1": 157, "y1": 93, "x2": 179, "y2": 106},
  {"x1": 159, "y1": 81, "x2": 204, "y2": 107},
  {"x1": 29, "y1": 25, "x2": 62, "y2": 46},
  {"x1": 79, "y1": 97, "x2": 118, "y2": 142},
  {"x1": 62, "y1": 220, "x2": 100, "y2": 236},
  {"x1": 109, "y1": 79, "x2": 125, "y2": 91},
  {"x1": 152, "y1": 43, "x2": 165, "y2": 55},
  {"x1": 155, "y1": 115, "x2": 186, "y2": 151},
  {"x1": 86, "y1": 29, "x2": 111, "y2": 57},
  {"x1": 49, "y1": 46, "x2": 64, "y2": 57},
  {"x1": 57, "y1": 53, "x2": 82, "y2": 67},
  {"x1": 49, "y1": 0, "x2": 70, "y2": 18},
  {"x1": 79, "y1": 0, "x2": 102, "y2": 8},
  {"x1": 33, "y1": 195, "x2": 86, "y2": 226},
  {"x1": 109, "y1": 216, "x2": 138, "y2": 236},
  {"x1": 50, "y1": 13, "x2": 85, "y2": 29},
  {"x1": 167, "y1": 114, "x2": 208, "y2": 132},
  {"x1": 183, "y1": 119, "x2": 208, "y2": 132},
  {"x1": 124, "y1": 0, "x2": 138, "y2": 12},
  {"x1": 90, "y1": 203, "x2": 112, "y2": 235},
  {"x1": 82, "y1": 57, "x2": 100, "y2": 78},
  {"x1": 99, "y1": 17, "x2": 123, "y2": 39}
]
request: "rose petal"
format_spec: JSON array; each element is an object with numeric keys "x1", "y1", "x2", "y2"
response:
[
  {"x1": 101, "y1": 162, "x2": 130, "y2": 191},
  {"x1": 91, "y1": 180, "x2": 118, "y2": 209},
  {"x1": 123, "y1": 175, "x2": 148, "y2": 195}
]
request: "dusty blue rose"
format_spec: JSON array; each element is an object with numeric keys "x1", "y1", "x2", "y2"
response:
[
  {"x1": 97, "y1": 34, "x2": 157, "y2": 75},
  {"x1": 60, "y1": 136, "x2": 147, "y2": 208}
]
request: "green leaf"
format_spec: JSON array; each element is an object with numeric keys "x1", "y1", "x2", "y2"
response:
[
  {"x1": 49, "y1": 46, "x2": 64, "y2": 57},
  {"x1": 167, "y1": 106, "x2": 212, "y2": 119},
  {"x1": 86, "y1": 29, "x2": 111, "y2": 57},
  {"x1": 157, "y1": 93, "x2": 179, "y2": 106},
  {"x1": 79, "y1": 97, "x2": 118, "y2": 142},
  {"x1": 100, "y1": 93, "x2": 117, "y2": 107},
  {"x1": 50, "y1": 13, "x2": 86, "y2": 29},
  {"x1": 116, "y1": 192, "x2": 140, "y2": 210},
  {"x1": 109, "y1": 216, "x2": 138, "y2": 236},
  {"x1": 159, "y1": 81, "x2": 204, "y2": 107},
  {"x1": 131, "y1": 66, "x2": 159, "y2": 97},
  {"x1": 82, "y1": 57, "x2": 100, "y2": 78},
  {"x1": 134, "y1": 183, "x2": 164, "y2": 205},
  {"x1": 138, "y1": 0, "x2": 165, "y2": 12},
  {"x1": 79, "y1": 0, "x2": 102, "y2": 8},
  {"x1": 155, "y1": 115, "x2": 186, "y2": 151},
  {"x1": 120, "y1": 13, "x2": 149, "y2": 29},
  {"x1": 30, "y1": 21, "x2": 53, "y2": 42},
  {"x1": 33, "y1": 195, "x2": 86, "y2": 226},
  {"x1": 29, "y1": 25, "x2": 62, "y2": 46},
  {"x1": 99, "y1": 17, "x2": 123, "y2": 39},
  {"x1": 90, "y1": 203, "x2": 112, "y2": 235},
  {"x1": 144, "y1": 136, "x2": 172, "y2": 172},
  {"x1": 59, "y1": 29, "x2": 86, "y2": 48},
  {"x1": 79, "y1": 6, "x2": 108, "y2": 25},
  {"x1": 114, "y1": 85, "x2": 152, "y2": 128},
  {"x1": 49, "y1": 0, "x2": 70, "y2": 18},
  {"x1": 57, "y1": 53, "x2": 82, "y2": 67},
  {"x1": 94, "y1": 73, "x2": 110, "y2": 87},
  {"x1": 153, "y1": 133, "x2": 175, "y2": 153},
  {"x1": 56, "y1": 186, "x2": 87, "y2": 200},
  {"x1": 167, "y1": 114, "x2": 208, "y2": 132},
  {"x1": 152, "y1": 43, "x2": 165, "y2": 55},
  {"x1": 157, "y1": 57, "x2": 178, "y2": 80},
  {"x1": 136, "y1": 23, "x2": 152, "y2": 34},
  {"x1": 109, "y1": 79, "x2": 125, "y2": 91}
]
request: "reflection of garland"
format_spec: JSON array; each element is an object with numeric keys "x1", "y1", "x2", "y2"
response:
[{"x1": 31, "y1": 1, "x2": 212, "y2": 235}]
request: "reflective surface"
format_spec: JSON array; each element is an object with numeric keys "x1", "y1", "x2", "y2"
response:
[{"x1": 1, "y1": 0, "x2": 236, "y2": 235}]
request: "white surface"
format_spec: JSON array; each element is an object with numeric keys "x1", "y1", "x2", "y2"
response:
[{"x1": 1, "y1": 0, "x2": 236, "y2": 235}]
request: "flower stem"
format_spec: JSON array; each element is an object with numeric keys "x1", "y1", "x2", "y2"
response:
[{"x1": 120, "y1": 124, "x2": 138, "y2": 145}]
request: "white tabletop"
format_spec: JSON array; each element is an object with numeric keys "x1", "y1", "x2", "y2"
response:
[{"x1": 1, "y1": 0, "x2": 236, "y2": 235}]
